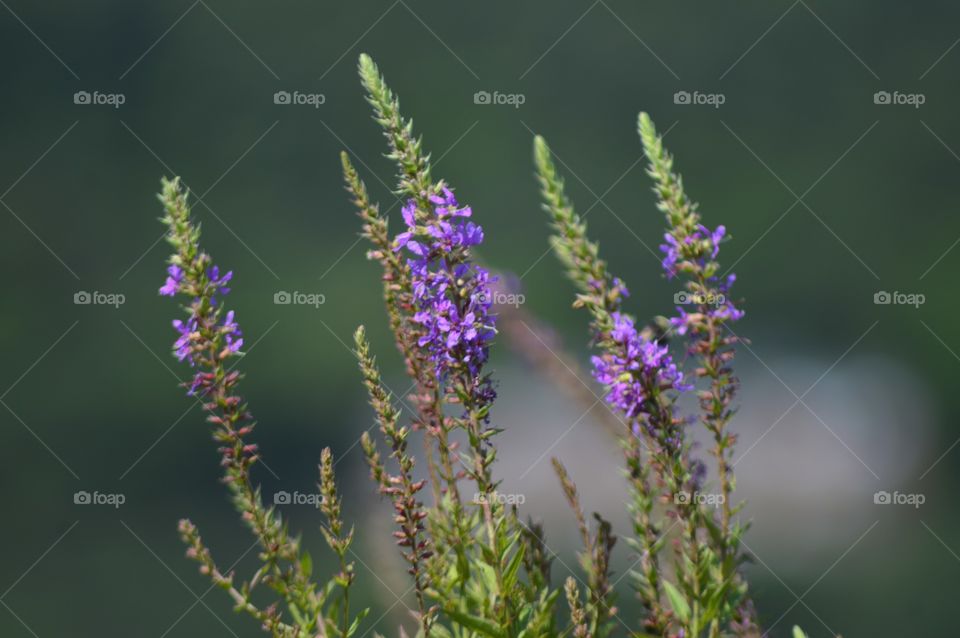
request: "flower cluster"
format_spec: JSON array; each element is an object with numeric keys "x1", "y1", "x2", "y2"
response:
[
  {"x1": 659, "y1": 223, "x2": 726, "y2": 277},
  {"x1": 668, "y1": 273, "x2": 745, "y2": 336},
  {"x1": 394, "y1": 187, "x2": 496, "y2": 379},
  {"x1": 591, "y1": 311, "x2": 691, "y2": 422},
  {"x1": 661, "y1": 221, "x2": 745, "y2": 337},
  {"x1": 157, "y1": 180, "x2": 243, "y2": 396}
]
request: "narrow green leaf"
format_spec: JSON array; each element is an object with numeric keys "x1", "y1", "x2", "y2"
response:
[
  {"x1": 443, "y1": 607, "x2": 506, "y2": 638},
  {"x1": 662, "y1": 580, "x2": 691, "y2": 623},
  {"x1": 345, "y1": 608, "x2": 368, "y2": 637},
  {"x1": 503, "y1": 542, "x2": 526, "y2": 591}
]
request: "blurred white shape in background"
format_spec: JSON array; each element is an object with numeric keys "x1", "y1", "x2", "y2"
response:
[{"x1": 489, "y1": 348, "x2": 937, "y2": 572}]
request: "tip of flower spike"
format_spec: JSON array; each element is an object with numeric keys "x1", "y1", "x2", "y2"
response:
[
  {"x1": 637, "y1": 111, "x2": 653, "y2": 134},
  {"x1": 533, "y1": 135, "x2": 550, "y2": 165},
  {"x1": 357, "y1": 53, "x2": 380, "y2": 91},
  {"x1": 637, "y1": 112, "x2": 661, "y2": 161}
]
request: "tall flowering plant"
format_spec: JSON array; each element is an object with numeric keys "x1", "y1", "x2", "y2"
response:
[
  {"x1": 345, "y1": 53, "x2": 568, "y2": 638},
  {"x1": 156, "y1": 53, "x2": 817, "y2": 638},
  {"x1": 535, "y1": 114, "x2": 755, "y2": 637},
  {"x1": 158, "y1": 177, "x2": 366, "y2": 638}
]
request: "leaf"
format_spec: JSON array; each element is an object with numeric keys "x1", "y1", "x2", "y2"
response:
[
  {"x1": 300, "y1": 551, "x2": 313, "y2": 578},
  {"x1": 662, "y1": 580, "x2": 690, "y2": 624},
  {"x1": 443, "y1": 607, "x2": 506, "y2": 638},
  {"x1": 347, "y1": 608, "x2": 371, "y2": 637},
  {"x1": 503, "y1": 543, "x2": 526, "y2": 591},
  {"x1": 792, "y1": 627, "x2": 809, "y2": 638}
]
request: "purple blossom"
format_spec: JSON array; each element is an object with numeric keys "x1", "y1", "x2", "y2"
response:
[
  {"x1": 394, "y1": 187, "x2": 496, "y2": 379},
  {"x1": 207, "y1": 265, "x2": 233, "y2": 295},
  {"x1": 663, "y1": 224, "x2": 744, "y2": 331},
  {"x1": 591, "y1": 312, "x2": 691, "y2": 420},
  {"x1": 699, "y1": 224, "x2": 725, "y2": 259},
  {"x1": 162, "y1": 257, "x2": 242, "y2": 397},
  {"x1": 221, "y1": 310, "x2": 244, "y2": 354},
  {"x1": 173, "y1": 317, "x2": 198, "y2": 364},
  {"x1": 659, "y1": 223, "x2": 726, "y2": 279},
  {"x1": 159, "y1": 264, "x2": 183, "y2": 296},
  {"x1": 659, "y1": 234, "x2": 681, "y2": 277}
]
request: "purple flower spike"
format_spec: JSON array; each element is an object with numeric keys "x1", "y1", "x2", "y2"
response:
[
  {"x1": 393, "y1": 186, "x2": 496, "y2": 380},
  {"x1": 592, "y1": 312, "x2": 690, "y2": 419}
]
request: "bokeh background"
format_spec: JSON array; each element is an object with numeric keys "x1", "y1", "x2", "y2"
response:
[{"x1": 2, "y1": 2, "x2": 959, "y2": 636}]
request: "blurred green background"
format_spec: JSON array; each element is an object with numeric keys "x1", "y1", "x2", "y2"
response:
[{"x1": 2, "y1": 2, "x2": 959, "y2": 636}]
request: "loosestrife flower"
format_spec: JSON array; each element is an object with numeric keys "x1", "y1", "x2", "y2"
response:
[
  {"x1": 394, "y1": 187, "x2": 496, "y2": 381},
  {"x1": 662, "y1": 222, "x2": 745, "y2": 336},
  {"x1": 161, "y1": 257, "x2": 240, "y2": 394},
  {"x1": 590, "y1": 311, "x2": 691, "y2": 423},
  {"x1": 159, "y1": 263, "x2": 182, "y2": 296}
]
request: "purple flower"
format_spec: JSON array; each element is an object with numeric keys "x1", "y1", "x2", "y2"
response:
[
  {"x1": 592, "y1": 312, "x2": 691, "y2": 419},
  {"x1": 659, "y1": 223, "x2": 726, "y2": 279},
  {"x1": 698, "y1": 223, "x2": 726, "y2": 259},
  {"x1": 221, "y1": 310, "x2": 244, "y2": 353},
  {"x1": 659, "y1": 234, "x2": 681, "y2": 278},
  {"x1": 394, "y1": 186, "x2": 496, "y2": 380},
  {"x1": 163, "y1": 258, "x2": 243, "y2": 396},
  {"x1": 159, "y1": 264, "x2": 183, "y2": 296},
  {"x1": 207, "y1": 265, "x2": 233, "y2": 295},
  {"x1": 173, "y1": 317, "x2": 198, "y2": 364}
]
